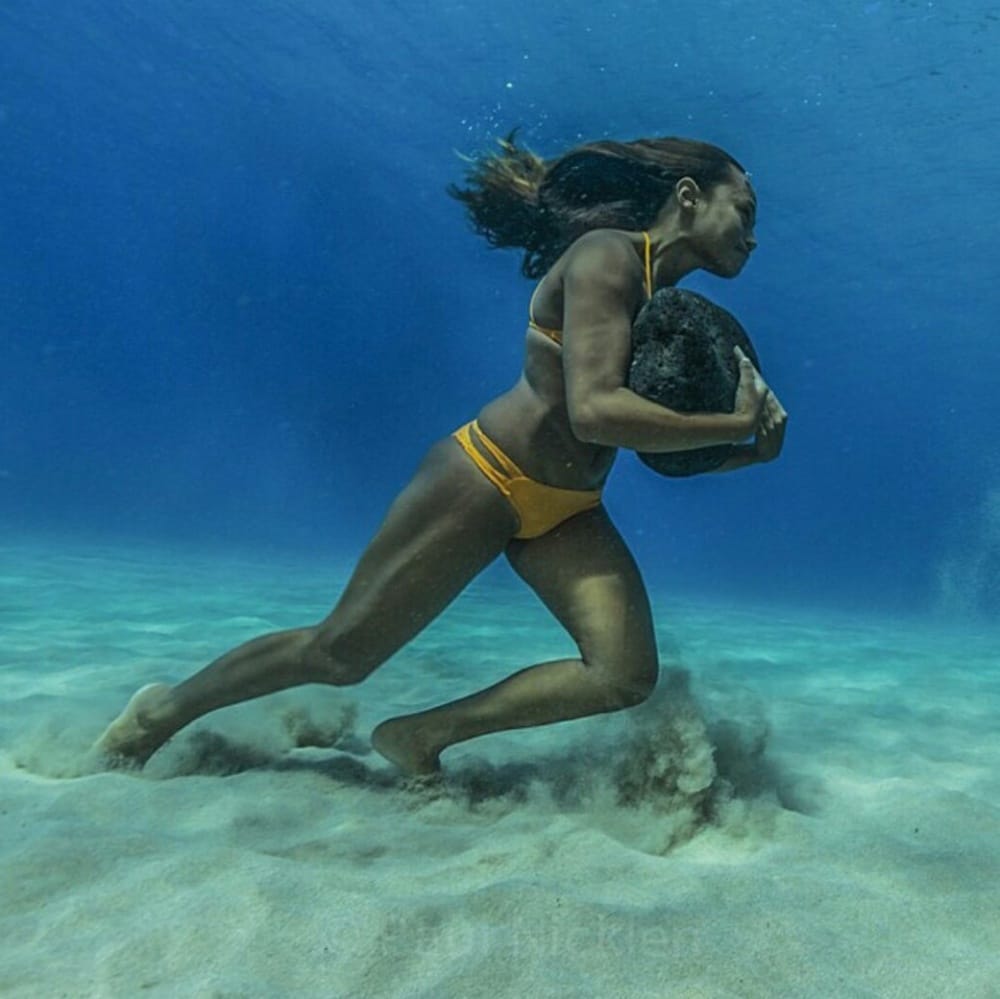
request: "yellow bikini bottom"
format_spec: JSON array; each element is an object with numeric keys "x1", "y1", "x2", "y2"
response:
[{"x1": 452, "y1": 420, "x2": 602, "y2": 540}]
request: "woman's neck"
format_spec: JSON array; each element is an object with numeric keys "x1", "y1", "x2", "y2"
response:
[{"x1": 644, "y1": 221, "x2": 699, "y2": 289}]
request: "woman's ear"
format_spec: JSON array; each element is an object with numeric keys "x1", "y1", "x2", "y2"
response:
[{"x1": 675, "y1": 176, "x2": 701, "y2": 210}]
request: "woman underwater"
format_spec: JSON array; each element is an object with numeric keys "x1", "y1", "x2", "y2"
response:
[{"x1": 96, "y1": 133, "x2": 788, "y2": 775}]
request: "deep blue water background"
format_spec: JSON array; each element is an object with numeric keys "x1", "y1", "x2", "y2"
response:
[{"x1": 1, "y1": 0, "x2": 998, "y2": 616}]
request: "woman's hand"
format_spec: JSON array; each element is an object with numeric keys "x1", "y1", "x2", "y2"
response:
[
  {"x1": 710, "y1": 357, "x2": 788, "y2": 473},
  {"x1": 732, "y1": 346, "x2": 769, "y2": 437},
  {"x1": 751, "y1": 390, "x2": 788, "y2": 462}
]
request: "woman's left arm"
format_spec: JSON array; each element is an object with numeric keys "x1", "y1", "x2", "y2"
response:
[{"x1": 713, "y1": 391, "x2": 788, "y2": 473}]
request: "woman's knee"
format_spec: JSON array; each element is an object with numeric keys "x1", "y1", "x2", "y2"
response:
[
  {"x1": 592, "y1": 655, "x2": 659, "y2": 709},
  {"x1": 301, "y1": 625, "x2": 381, "y2": 686},
  {"x1": 616, "y1": 664, "x2": 659, "y2": 708}
]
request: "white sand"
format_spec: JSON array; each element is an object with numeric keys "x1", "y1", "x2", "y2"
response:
[{"x1": 1, "y1": 541, "x2": 999, "y2": 998}]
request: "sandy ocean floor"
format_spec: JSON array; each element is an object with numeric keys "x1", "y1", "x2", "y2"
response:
[{"x1": 1, "y1": 540, "x2": 998, "y2": 998}]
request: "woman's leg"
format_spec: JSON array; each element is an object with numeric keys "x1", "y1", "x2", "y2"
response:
[
  {"x1": 94, "y1": 438, "x2": 519, "y2": 765},
  {"x1": 372, "y1": 506, "x2": 659, "y2": 774}
]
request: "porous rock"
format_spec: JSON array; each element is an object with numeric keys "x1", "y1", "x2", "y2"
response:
[{"x1": 628, "y1": 288, "x2": 760, "y2": 476}]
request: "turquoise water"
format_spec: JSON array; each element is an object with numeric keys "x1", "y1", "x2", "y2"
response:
[{"x1": 3, "y1": 541, "x2": 999, "y2": 995}]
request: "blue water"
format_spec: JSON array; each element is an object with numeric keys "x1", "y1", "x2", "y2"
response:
[{"x1": 1, "y1": 2, "x2": 997, "y2": 607}]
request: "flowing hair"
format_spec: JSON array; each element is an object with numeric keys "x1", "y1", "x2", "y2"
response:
[{"x1": 448, "y1": 131, "x2": 745, "y2": 278}]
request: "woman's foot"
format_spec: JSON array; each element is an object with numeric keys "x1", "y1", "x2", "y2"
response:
[
  {"x1": 371, "y1": 717, "x2": 443, "y2": 776},
  {"x1": 93, "y1": 683, "x2": 177, "y2": 767}
]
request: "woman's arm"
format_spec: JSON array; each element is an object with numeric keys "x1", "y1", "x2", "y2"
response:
[{"x1": 560, "y1": 234, "x2": 767, "y2": 453}]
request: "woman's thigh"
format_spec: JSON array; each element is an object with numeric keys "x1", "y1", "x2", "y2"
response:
[
  {"x1": 314, "y1": 437, "x2": 519, "y2": 675},
  {"x1": 505, "y1": 506, "x2": 659, "y2": 687}
]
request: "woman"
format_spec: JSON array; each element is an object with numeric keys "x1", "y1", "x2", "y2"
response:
[{"x1": 96, "y1": 133, "x2": 787, "y2": 775}]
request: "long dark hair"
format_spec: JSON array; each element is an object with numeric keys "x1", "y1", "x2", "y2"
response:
[{"x1": 449, "y1": 131, "x2": 745, "y2": 278}]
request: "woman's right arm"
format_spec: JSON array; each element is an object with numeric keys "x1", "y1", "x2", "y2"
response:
[{"x1": 560, "y1": 234, "x2": 767, "y2": 453}]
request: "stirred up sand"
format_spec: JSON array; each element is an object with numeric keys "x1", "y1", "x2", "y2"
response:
[{"x1": 1, "y1": 540, "x2": 998, "y2": 998}]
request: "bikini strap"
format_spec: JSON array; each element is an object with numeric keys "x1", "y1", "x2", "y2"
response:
[
  {"x1": 471, "y1": 421, "x2": 525, "y2": 478},
  {"x1": 528, "y1": 320, "x2": 563, "y2": 345},
  {"x1": 528, "y1": 285, "x2": 563, "y2": 345},
  {"x1": 642, "y1": 231, "x2": 652, "y2": 297}
]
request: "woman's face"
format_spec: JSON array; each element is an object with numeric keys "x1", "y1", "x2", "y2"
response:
[{"x1": 690, "y1": 169, "x2": 757, "y2": 277}]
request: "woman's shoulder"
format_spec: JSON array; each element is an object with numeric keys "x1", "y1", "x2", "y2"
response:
[
  {"x1": 568, "y1": 227, "x2": 637, "y2": 255},
  {"x1": 560, "y1": 229, "x2": 644, "y2": 286}
]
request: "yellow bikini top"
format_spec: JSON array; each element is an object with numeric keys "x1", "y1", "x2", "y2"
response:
[{"x1": 528, "y1": 231, "x2": 653, "y2": 346}]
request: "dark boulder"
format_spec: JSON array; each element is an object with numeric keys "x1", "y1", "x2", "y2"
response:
[{"x1": 628, "y1": 288, "x2": 760, "y2": 476}]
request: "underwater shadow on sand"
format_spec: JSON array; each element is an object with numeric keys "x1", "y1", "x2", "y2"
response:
[
  {"x1": 133, "y1": 671, "x2": 815, "y2": 849},
  {"x1": 10, "y1": 671, "x2": 815, "y2": 854}
]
